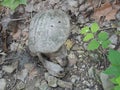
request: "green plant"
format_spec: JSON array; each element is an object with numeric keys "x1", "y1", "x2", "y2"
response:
[
  {"x1": 0, "y1": 0, "x2": 27, "y2": 10},
  {"x1": 104, "y1": 50, "x2": 120, "y2": 90},
  {"x1": 80, "y1": 22, "x2": 111, "y2": 50}
]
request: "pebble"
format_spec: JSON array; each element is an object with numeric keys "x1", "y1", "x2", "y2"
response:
[
  {"x1": 25, "y1": 3, "x2": 34, "y2": 12},
  {"x1": 39, "y1": 80, "x2": 49, "y2": 90},
  {"x1": 0, "y1": 71, "x2": 2, "y2": 78},
  {"x1": 116, "y1": 10, "x2": 120, "y2": 21},
  {"x1": 45, "y1": 73, "x2": 57, "y2": 87},
  {"x1": 0, "y1": 79, "x2": 6, "y2": 90},
  {"x1": 2, "y1": 61, "x2": 18, "y2": 73},
  {"x1": 68, "y1": 52, "x2": 78, "y2": 66},
  {"x1": 57, "y1": 79, "x2": 73, "y2": 89},
  {"x1": 79, "y1": 0, "x2": 85, "y2": 5},
  {"x1": 16, "y1": 69, "x2": 28, "y2": 82},
  {"x1": 49, "y1": 0, "x2": 60, "y2": 5},
  {"x1": 71, "y1": 75, "x2": 80, "y2": 83},
  {"x1": 83, "y1": 81, "x2": 90, "y2": 87},
  {"x1": 117, "y1": 27, "x2": 120, "y2": 31},
  {"x1": 109, "y1": 35, "x2": 118, "y2": 45},
  {"x1": 67, "y1": 0, "x2": 78, "y2": 7},
  {"x1": 16, "y1": 81, "x2": 25, "y2": 90},
  {"x1": 88, "y1": 67, "x2": 95, "y2": 78},
  {"x1": 77, "y1": 14, "x2": 86, "y2": 24}
]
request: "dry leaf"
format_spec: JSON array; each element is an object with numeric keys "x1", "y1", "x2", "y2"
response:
[
  {"x1": 92, "y1": 1, "x2": 120, "y2": 21},
  {"x1": 65, "y1": 39, "x2": 74, "y2": 50}
]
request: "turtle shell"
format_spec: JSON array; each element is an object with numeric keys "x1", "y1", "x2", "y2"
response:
[{"x1": 28, "y1": 9, "x2": 70, "y2": 53}]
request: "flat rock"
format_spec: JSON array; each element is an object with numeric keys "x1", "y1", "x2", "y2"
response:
[
  {"x1": 0, "y1": 79, "x2": 6, "y2": 90},
  {"x1": 67, "y1": 0, "x2": 78, "y2": 7},
  {"x1": 45, "y1": 73, "x2": 58, "y2": 87},
  {"x1": 70, "y1": 75, "x2": 80, "y2": 83},
  {"x1": 2, "y1": 61, "x2": 18, "y2": 73},
  {"x1": 100, "y1": 72, "x2": 114, "y2": 90},
  {"x1": 39, "y1": 80, "x2": 49, "y2": 90},
  {"x1": 16, "y1": 81, "x2": 25, "y2": 90},
  {"x1": 16, "y1": 69, "x2": 28, "y2": 82},
  {"x1": 68, "y1": 51, "x2": 78, "y2": 66},
  {"x1": 109, "y1": 35, "x2": 117, "y2": 45},
  {"x1": 57, "y1": 79, "x2": 73, "y2": 89}
]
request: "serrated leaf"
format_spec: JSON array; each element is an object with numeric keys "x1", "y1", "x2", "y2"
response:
[
  {"x1": 87, "y1": 39, "x2": 100, "y2": 50},
  {"x1": 83, "y1": 33, "x2": 94, "y2": 41},
  {"x1": 1, "y1": 0, "x2": 26, "y2": 10},
  {"x1": 104, "y1": 65, "x2": 120, "y2": 77},
  {"x1": 108, "y1": 50, "x2": 120, "y2": 66},
  {"x1": 101, "y1": 40, "x2": 111, "y2": 48},
  {"x1": 90, "y1": 22, "x2": 99, "y2": 33},
  {"x1": 20, "y1": 0, "x2": 27, "y2": 4},
  {"x1": 114, "y1": 86, "x2": 120, "y2": 90},
  {"x1": 98, "y1": 31, "x2": 109, "y2": 41},
  {"x1": 111, "y1": 78, "x2": 118, "y2": 84},
  {"x1": 116, "y1": 76, "x2": 120, "y2": 85},
  {"x1": 80, "y1": 26, "x2": 89, "y2": 35}
]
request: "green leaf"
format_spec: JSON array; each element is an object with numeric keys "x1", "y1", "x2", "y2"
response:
[
  {"x1": 114, "y1": 86, "x2": 120, "y2": 90},
  {"x1": 1, "y1": 0, "x2": 27, "y2": 10},
  {"x1": 83, "y1": 33, "x2": 94, "y2": 41},
  {"x1": 111, "y1": 78, "x2": 118, "y2": 84},
  {"x1": 104, "y1": 65, "x2": 120, "y2": 77},
  {"x1": 116, "y1": 76, "x2": 120, "y2": 85},
  {"x1": 20, "y1": 0, "x2": 27, "y2": 4},
  {"x1": 80, "y1": 26, "x2": 89, "y2": 35},
  {"x1": 108, "y1": 50, "x2": 120, "y2": 66},
  {"x1": 90, "y1": 22, "x2": 99, "y2": 33},
  {"x1": 87, "y1": 39, "x2": 100, "y2": 50},
  {"x1": 98, "y1": 31, "x2": 109, "y2": 41},
  {"x1": 101, "y1": 40, "x2": 111, "y2": 48}
]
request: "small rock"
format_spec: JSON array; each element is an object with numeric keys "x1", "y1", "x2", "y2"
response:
[
  {"x1": 67, "y1": 0, "x2": 78, "y2": 7},
  {"x1": 16, "y1": 81, "x2": 25, "y2": 90},
  {"x1": 117, "y1": 27, "x2": 120, "y2": 31},
  {"x1": 109, "y1": 35, "x2": 118, "y2": 45},
  {"x1": 49, "y1": 0, "x2": 60, "y2": 5},
  {"x1": 77, "y1": 14, "x2": 86, "y2": 24},
  {"x1": 45, "y1": 73, "x2": 57, "y2": 87},
  {"x1": 71, "y1": 75, "x2": 80, "y2": 83},
  {"x1": 16, "y1": 69, "x2": 28, "y2": 82},
  {"x1": 100, "y1": 72, "x2": 114, "y2": 90},
  {"x1": 79, "y1": 3, "x2": 90, "y2": 12},
  {"x1": 39, "y1": 80, "x2": 49, "y2": 90},
  {"x1": 109, "y1": 44, "x2": 115, "y2": 49},
  {"x1": 116, "y1": 10, "x2": 120, "y2": 21},
  {"x1": 88, "y1": 67, "x2": 95, "y2": 78},
  {"x1": 79, "y1": 0, "x2": 85, "y2": 5},
  {"x1": 0, "y1": 79, "x2": 6, "y2": 90},
  {"x1": 25, "y1": 2, "x2": 34, "y2": 12},
  {"x1": 83, "y1": 81, "x2": 90, "y2": 87},
  {"x1": 68, "y1": 52, "x2": 78, "y2": 66},
  {"x1": 57, "y1": 79, "x2": 73, "y2": 89},
  {"x1": 0, "y1": 71, "x2": 3, "y2": 78},
  {"x1": 2, "y1": 61, "x2": 18, "y2": 73}
]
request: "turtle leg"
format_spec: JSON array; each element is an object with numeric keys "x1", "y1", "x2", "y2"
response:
[
  {"x1": 37, "y1": 53, "x2": 65, "y2": 78},
  {"x1": 47, "y1": 45, "x2": 68, "y2": 67}
]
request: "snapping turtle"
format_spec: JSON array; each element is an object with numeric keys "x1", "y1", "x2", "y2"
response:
[{"x1": 28, "y1": 9, "x2": 70, "y2": 77}]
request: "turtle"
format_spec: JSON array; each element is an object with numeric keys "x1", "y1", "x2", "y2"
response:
[{"x1": 28, "y1": 9, "x2": 70, "y2": 77}]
